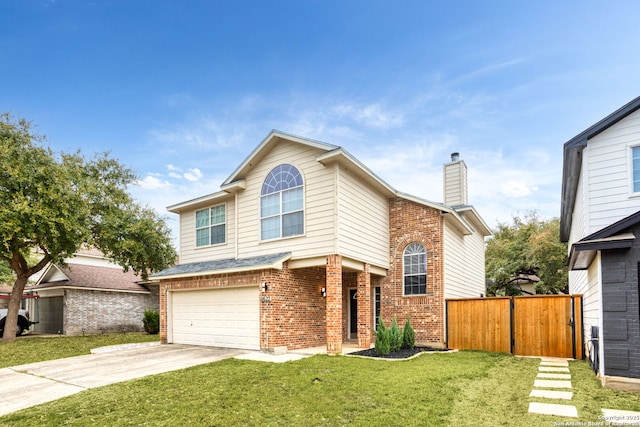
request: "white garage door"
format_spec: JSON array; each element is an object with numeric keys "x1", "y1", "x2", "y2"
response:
[{"x1": 171, "y1": 287, "x2": 260, "y2": 350}]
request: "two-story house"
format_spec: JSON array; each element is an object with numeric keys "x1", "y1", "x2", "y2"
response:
[
  {"x1": 152, "y1": 131, "x2": 491, "y2": 354},
  {"x1": 561, "y1": 96, "x2": 640, "y2": 391}
]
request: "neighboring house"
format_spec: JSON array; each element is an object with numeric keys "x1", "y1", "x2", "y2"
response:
[
  {"x1": 561, "y1": 96, "x2": 640, "y2": 391},
  {"x1": 152, "y1": 131, "x2": 491, "y2": 354},
  {"x1": 27, "y1": 249, "x2": 158, "y2": 335},
  {"x1": 0, "y1": 286, "x2": 12, "y2": 309}
]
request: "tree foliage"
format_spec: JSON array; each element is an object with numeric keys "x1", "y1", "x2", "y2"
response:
[
  {"x1": 485, "y1": 212, "x2": 568, "y2": 296},
  {"x1": 0, "y1": 113, "x2": 176, "y2": 342}
]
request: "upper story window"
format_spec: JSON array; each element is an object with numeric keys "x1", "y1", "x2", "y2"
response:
[
  {"x1": 632, "y1": 146, "x2": 640, "y2": 193},
  {"x1": 403, "y1": 243, "x2": 427, "y2": 295},
  {"x1": 260, "y1": 164, "x2": 304, "y2": 240},
  {"x1": 196, "y1": 204, "x2": 226, "y2": 247}
]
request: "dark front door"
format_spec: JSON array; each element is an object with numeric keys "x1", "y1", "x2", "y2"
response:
[{"x1": 349, "y1": 289, "x2": 357, "y2": 340}]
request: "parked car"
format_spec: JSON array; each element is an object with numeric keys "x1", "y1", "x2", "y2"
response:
[{"x1": 0, "y1": 308, "x2": 31, "y2": 336}]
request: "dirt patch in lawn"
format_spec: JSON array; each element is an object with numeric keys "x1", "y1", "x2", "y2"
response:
[{"x1": 349, "y1": 346, "x2": 453, "y2": 359}]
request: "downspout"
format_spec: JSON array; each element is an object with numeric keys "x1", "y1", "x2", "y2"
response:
[{"x1": 334, "y1": 165, "x2": 340, "y2": 255}]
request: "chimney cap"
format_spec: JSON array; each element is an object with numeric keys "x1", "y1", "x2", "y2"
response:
[{"x1": 450, "y1": 152, "x2": 460, "y2": 162}]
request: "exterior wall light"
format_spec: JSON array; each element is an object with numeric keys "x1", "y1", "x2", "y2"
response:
[{"x1": 260, "y1": 282, "x2": 268, "y2": 292}]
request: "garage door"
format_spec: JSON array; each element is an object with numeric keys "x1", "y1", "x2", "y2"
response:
[{"x1": 170, "y1": 287, "x2": 260, "y2": 350}]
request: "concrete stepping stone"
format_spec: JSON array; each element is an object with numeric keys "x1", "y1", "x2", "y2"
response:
[
  {"x1": 534, "y1": 379, "x2": 572, "y2": 389},
  {"x1": 537, "y1": 373, "x2": 572, "y2": 380},
  {"x1": 539, "y1": 366, "x2": 570, "y2": 372},
  {"x1": 529, "y1": 402, "x2": 578, "y2": 418},
  {"x1": 540, "y1": 357, "x2": 570, "y2": 362},
  {"x1": 601, "y1": 409, "x2": 640, "y2": 426},
  {"x1": 540, "y1": 361, "x2": 569, "y2": 367},
  {"x1": 529, "y1": 389, "x2": 573, "y2": 400}
]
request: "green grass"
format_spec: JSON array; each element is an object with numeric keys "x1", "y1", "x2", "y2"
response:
[
  {"x1": 0, "y1": 341, "x2": 638, "y2": 426},
  {"x1": 0, "y1": 333, "x2": 158, "y2": 368}
]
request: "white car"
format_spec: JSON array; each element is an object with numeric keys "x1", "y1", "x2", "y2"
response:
[{"x1": 0, "y1": 308, "x2": 31, "y2": 336}]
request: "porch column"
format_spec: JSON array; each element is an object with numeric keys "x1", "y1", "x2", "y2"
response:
[
  {"x1": 159, "y1": 282, "x2": 168, "y2": 344},
  {"x1": 357, "y1": 264, "x2": 372, "y2": 348},
  {"x1": 326, "y1": 254, "x2": 343, "y2": 355}
]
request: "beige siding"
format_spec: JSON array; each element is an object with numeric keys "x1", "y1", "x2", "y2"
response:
[
  {"x1": 179, "y1": 197, "x2": 236, "y2": 264},
  {"x1": 443, "y1": 161, "x2": 468, "y2": 206},
  {"x1": 335, "y1": 166, "x2": 389, "y2": 269},
  {"x1": 236, "y1": 140, "x2": 337, "y2": 259},
  {"x1": 585, "y1": 108, "x2": 640, "y2": 234},
  {"x1": 443, "y1": 222, "x2": 486, "y2": 299}
]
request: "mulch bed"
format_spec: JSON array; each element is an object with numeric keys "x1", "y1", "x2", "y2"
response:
[{"x1": 349, "y1": 346, "x2": 451, "y2": 359}]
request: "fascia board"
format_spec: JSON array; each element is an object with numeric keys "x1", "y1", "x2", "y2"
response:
[
  {"x1": 222, "y1": 130, "x2": 339, "y2": 186},
  {"x1": 167, "y1": 191, "x2": 230, "y2": 213},
  {"x1": 316, "y1": 148, "x2": 396, "y2": 196}
]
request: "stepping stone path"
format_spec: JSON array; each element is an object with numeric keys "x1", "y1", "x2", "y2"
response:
[
  {"x1": 528, "y1": 358, "x2": 640, "y2": 423},
  {"x1": 528, "y1": 357, "x2": 579, "y2": 418}
]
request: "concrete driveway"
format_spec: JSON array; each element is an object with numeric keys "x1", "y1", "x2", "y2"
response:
[{"x1": 0, "y1": 343, "x2": 244, "y2": 417}]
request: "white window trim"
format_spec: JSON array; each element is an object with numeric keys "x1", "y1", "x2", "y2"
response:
[
  {"x1": 373, "y1": 286, "x2": 381, "y2": 331},
  {"x1": 259, "y1": 164, "x2": 305, "y2": 241},
  {"x1": 195, "y1": 203, "x2": 227, "y2": 248},
  {"x1": 402, "y1": 243, "x2": 427, "y2": 296},
  {"x1": 628, "y1": 144, "x2": 640, "y2": 197}
]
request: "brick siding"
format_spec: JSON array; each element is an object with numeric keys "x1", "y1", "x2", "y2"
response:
[
  {"x1": 159, "y1": 198, "x2": 449, "y2": 350},
  {"x1": 261, "y1": 264, "x2": 326, "y2": 350},
  {"x1": 384, "y1": 197, "x2": 445, "y2": 346},
  {"x1": 64, "y1": 289, "x2": 156, "y2": 335},
  {"x1": 159, "y1": 265, "x2": 327, "y2": 351}
]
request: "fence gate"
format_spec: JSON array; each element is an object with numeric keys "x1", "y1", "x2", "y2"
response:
[{"x1": 446, "y1": 295, "x2": 583, "y2": 359}]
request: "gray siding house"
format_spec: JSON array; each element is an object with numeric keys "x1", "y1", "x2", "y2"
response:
[{"x1": 561, "y1": 96, "x2": 640, "y2": 391}]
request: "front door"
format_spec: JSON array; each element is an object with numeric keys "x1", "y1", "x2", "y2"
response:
[{"x1": 349, "y1": 289, "x2": 357, "y2": 340}]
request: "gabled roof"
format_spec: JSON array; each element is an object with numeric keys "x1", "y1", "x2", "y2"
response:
[
  {"x1": 29, "y1": 262, "x2": 148, "y2": 294},
  {"x1": 223, "y1": 130, "x2": 339, "y2": 186},
  {"x1": 150, "y1": 252, "x2": 292, "y2": 280},
  {"x1": 568, "y1": 209, "x2": 640, "y2": 270},
  {"x1": 560, "y1": 96, "x2": 640, "y2": 242},
  {"x1": 167, "y1": 130, "x2": 490, "y2": 236}
]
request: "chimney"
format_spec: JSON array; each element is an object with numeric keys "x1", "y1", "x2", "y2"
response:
[{"x1": 443, "y1": 152, "x2": 468, "y2": 206}]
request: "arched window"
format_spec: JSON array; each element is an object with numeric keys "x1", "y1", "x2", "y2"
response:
[
  {"x1": 403, "y1": 243, "x2": 427, "y2": 295},
  {"x1": 260, "y1": 164, "x2": 304, "y2": 240}
]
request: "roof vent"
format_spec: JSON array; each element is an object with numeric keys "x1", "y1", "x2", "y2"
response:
[{"x1": 451, "y1": 152, "x2": 460, "y2": 162}]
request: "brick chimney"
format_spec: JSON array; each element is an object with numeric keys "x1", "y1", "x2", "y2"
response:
[{"x1": 443, "y1": 152, "x2": 468, "y2": 206}]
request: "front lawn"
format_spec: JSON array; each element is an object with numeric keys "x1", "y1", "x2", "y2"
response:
[
  {"x1": 0, "y1": 333, "x2": 158, "y2": 368},
  {"x1": 1, "y1": 347, "x2": 638, "y2": 426}
]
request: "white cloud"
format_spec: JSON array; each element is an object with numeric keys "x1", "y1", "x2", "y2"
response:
[
  {"x1": 501, "y1": 181, "x2": 536, "y2": 198},
  {"x1": 149, "y1": 117, "x2": 246, "y2": 152},
  {"x1": 183, "y1": 168, "x2": 203, "y2": 182},
  {"x1": 332, "y1": 102, "x2": 405, "y2": 129},
  {"x1": 135, "y1": 175, "x2": 172, "y2": 190}
]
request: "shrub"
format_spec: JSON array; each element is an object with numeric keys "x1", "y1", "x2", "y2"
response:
[
  {"x1": 402, "y1": 316, "x2": 415, "y2": 349},
  {"x1": 374, "y1": 318, "x2": 390, "y2": 356},
  {"x1": 389, "y1": 316, "x2": 403, "y2": 352},
  {"x1": 142, "y1": 309, "x2": 160, "y2": 334}
]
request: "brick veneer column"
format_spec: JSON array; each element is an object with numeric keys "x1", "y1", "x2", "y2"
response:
[
  {"x1": 357, "y1": 264, "x2": 372, "y2": 348},
  {"x1": 326, "y1": 254, "x2": 343, "y2": 355},
  {"x1": 159, "y1": 282, "x2": 168, "y2": 344}
]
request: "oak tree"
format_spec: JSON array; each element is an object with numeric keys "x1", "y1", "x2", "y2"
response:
[
  {"x1": 485, "y1": 212, "x2": 568, "y2": 296},
  {"x1": 0, "y1": 113, "x2": 176, "y2": 342}
]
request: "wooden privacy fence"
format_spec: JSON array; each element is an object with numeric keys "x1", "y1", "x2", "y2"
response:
[{"x1": 446, "y1": 295, "x2": 583, "y2": 359}]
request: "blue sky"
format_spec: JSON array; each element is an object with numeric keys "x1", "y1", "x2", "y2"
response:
[{"x1": 2, "y1": 1, "x2": 640, "y2": 242}]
